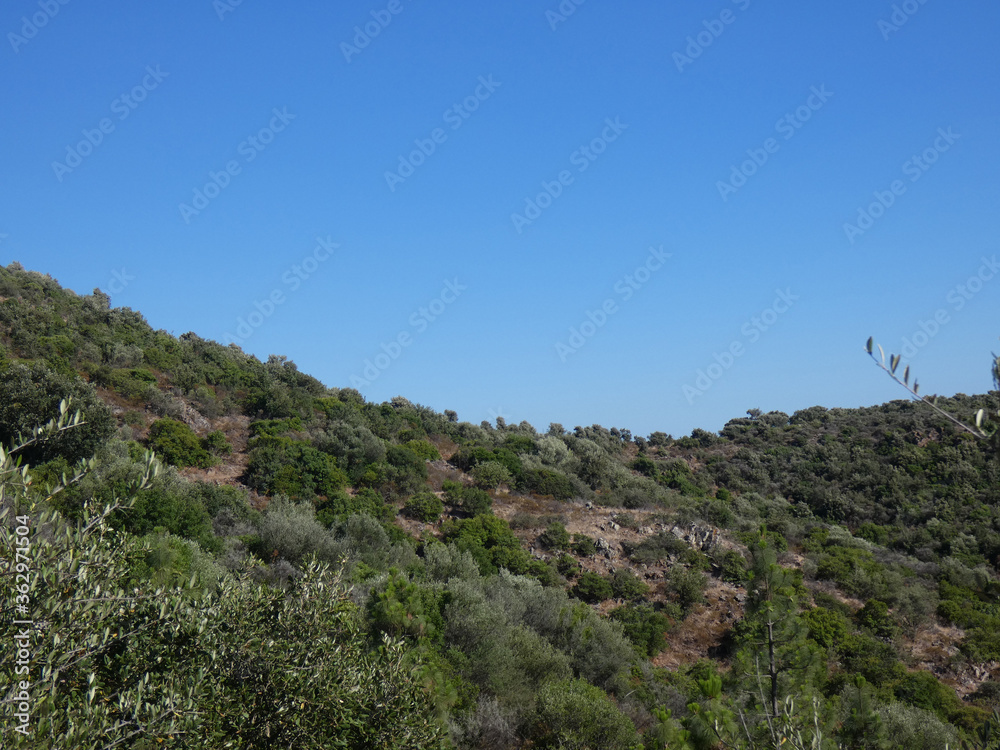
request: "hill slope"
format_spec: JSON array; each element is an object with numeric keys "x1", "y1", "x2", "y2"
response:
[{"x1": 2, "y1": 262, "x2": 999, "y2": 749}]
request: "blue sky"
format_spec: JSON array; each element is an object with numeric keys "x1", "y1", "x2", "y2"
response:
[{"x1": 3, "y1": 0, "x2": 999, "y2": 438}]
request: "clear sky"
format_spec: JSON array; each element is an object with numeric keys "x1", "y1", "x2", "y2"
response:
[{"x1": 3, "y1": 0, "x2": 999, "y2": 438}]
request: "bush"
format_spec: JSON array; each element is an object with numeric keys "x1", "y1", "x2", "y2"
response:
[
  {"x1": 532, "y1": 678, "x2": 639, "y2": 750},
  {"x1": 124, "y1": 482, "x2": 220, "y2": 553},
  {"x1": 837, "y1": 633, "x2": 903, "y2": 687},
  {"x1": 666, "y1": 566, "x2": 708, "y2": 612},
  {"x1": 609, "y1": 603, "x2": 672, "y2": 658},
  {"x1": 471, "y1": 460, "x2": 513, "y2": 490},
  {"x1": 717, "y1": 548, "x2": 747, "y2": 584},
  {"x1": 443, "y1": 481, "x2": 493, "y2": 516},
  {"x1": 802, "y1": 606, "x2": 850, "y2": 649},
  {"x1": 459, "y1": 487, "x2": 493, "y2": 516},
  {"x1": 403, "y1": 491, "x2": 444, "y2": 523},
  {"x1": 246, "y1": 438, "x2": 349, "y2": 499},
  {"x1": 538, "y1": 522, "x2": 571, "y2": 551},
  {"x1": 315, "y1": 487, "x2": 389, "y2": 527},
  {"x1": 404, "y1": 439, "x2": 440, "y2": 461},
  {"x1": 631, "y1": 456, "x2": 657, "y2": 477},
  {"x1": 855, "y1": 599, "x2": 896, "y2": 639},
  {"x1": 443, "y1": 515, "x2": 532, "y2": 576},
  {"x1": 254, "y1": 495, "x2": 337, "y2": 565},
  {"x1": 202, "y1": 430, "x2": 232, "y2": 455},
  {"x1": 610, "y1": 569, "x2": 649, "y2": 601},
  {"x1": 572, "y1": 534, "x2": 597, "y2": 556},
  {"x1": 630, "y1": 532, "x2": 692, "y2": 566},
  {"x1": 555, "y1": 553, "x2": 581, "y2": 579},
  {"x1": 520, "y1": 468, "x2": 576, "y2": 500},
  {"x1": 101, "y1": 367, "x2": 158, "y2": 400},
  {"x1": 382, "y1": 444, "x2": 429, "y2": 498},
  {"x1": 893, "y1": 671, "x2": 962, "y2": 723},
  {"x1": 147, "y1": 418, "x2": 216, "y2": 468},
  {"x1": 877, "y1": 702, "x2": 959, "y2": 750},
  {"x1": 572, "y1": 571, "x2": 613, "y2": 603}
]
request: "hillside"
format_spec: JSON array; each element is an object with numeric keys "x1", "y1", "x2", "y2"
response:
[{"x1": 2, "y1": 262, "x2": 999, "y2": 749}]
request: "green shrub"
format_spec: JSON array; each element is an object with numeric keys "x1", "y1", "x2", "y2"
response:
[
  {"x1": 315, "y1": 487, "x2": 389, "y2": 527},
  {"x1": 459, "y1": 487, "x2": 493, "y2": 516},
  {"x1": 838, "y1": 633, "x2": 903, "y2": 687},
  {"x1": 717, "y1": 548, "x2": 747, "y2": 584},
  {"x1": 538, "y1": 522, "x2": 571, "y2": 551},
  {"x1": 877, "y1": 702, "x2": 959, "y2": 750},
  {"x1": 630, "y1": 532, "x2": 692, "y2": 566},
  {"x1": 103, "y1": 367, "x2": 158, "y2": 400},
  {"x1": 572, "y1": 533, "x2": 597, "y2": 556},
  {"x1": 123, "y1": 482, "x2": 221, "y2": 554},
  {"x1": 441, "y1": 479, "x2": 463, "y2": 502},
  {"x1": 246, "y1": 438, "x2": 349, "y2": 499},
  {"x1": 893, "y1": 670, "x2": 962, "y2": 723},
  {"x1": 631, "y1": 456, "x2": 657, "y2": 477},
  {"x1": 520, "y1": 468, "x2": 575, "y2": 500},
  {"x1": 802, "y1": 606, "x2": 849, "y2": 649},
  {"x1": 147, "y1": 418, "x2": 216, "y2": 468},
  {"x1": 254, "y1": 495, "x2": 337, "y2": 564},
  {"x1": 555, "y1": 553, "x2": 581, "y2": 579},
  {"x1": 471, "y1": 460, "x2": 513, "y2": 490},
  {"x1": 816, "y1": 546, "x2": 885, "y2": 598},
  {"x1": 186, "y1": 482, "x2": 251, "y2": 521},
  {"x1": 532, "y1": 678, "x2": 639, "y2": 750},
  {"x1": 610, "y1": 569, "x2": 649, "y2": 601},
  {"x1": 403, "y1": 491, "x2": 444, "y2": 523},
  {"x1": 856, "y1": 521, "x2": 890, "y2": 546},
  {"x1": 572, "y1": 571, "x2": 613, "y2": 603},
  {"x1": 609, "y1": 603, "x2": 672, "y2": 658},
  {"x1": 404, "y1": 439, "x2": 440, "y2": 461},
  {"x1": 667, "y1": 566, "x2": 708, "y2": 612},
  {"x1": 442, "y1": 515, "x2": 531, "y2": 576},
  {"x1": 382, "y1": 444, "x2": 429, "y2": 498},
  {"x1": 368, "y1": 569, "x2": 443, "y2": 641},
  {"x1": 202, "y1": 430, "x2": 231, "y2": 455},
  {"x1": 855, "y1": 599, "x2": 896, "y2": 639},
  {"x1": 443, "y1": 480, "x2": 493, "y2": 516},
  {"x1": 249, "y1": 417, "x2": 304, "y2": 441}
]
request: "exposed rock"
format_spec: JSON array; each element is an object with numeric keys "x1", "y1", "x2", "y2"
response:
[
  {"x1": 178, "y1": 401, "x2": 211, "y2": 432},
  {"x1": 595, "y1": 537, "x2": 618, "y2": 559}
]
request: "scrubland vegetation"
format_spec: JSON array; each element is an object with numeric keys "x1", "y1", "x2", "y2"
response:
[{"x1": 2, "y1": 262, "x2": 999, "y2": 748}]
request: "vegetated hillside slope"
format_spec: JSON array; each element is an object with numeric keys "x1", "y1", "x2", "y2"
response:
[{"x1": 1, "y1": 261, "x2": 999, "y2": 749}]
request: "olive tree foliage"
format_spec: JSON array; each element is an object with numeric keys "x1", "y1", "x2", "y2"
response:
[
  {"x1": 866, "y1": 336, "x2": 1000, "y2": 447},
  {"x1": 0, "y1": 403, "x2": 449, "y2": 749},
  {"x1": 423, "y1": 542, "x2": 482, "y2": 583},
  {"x1": 0, "y1": 402, "x2": 199, "y2": 748},
  {"x1": 535, "y1": 436, "x2": 573, "y2": 470},
  {"x1": 313, "y1": 419, "x2": 386, "y2": 476},
  {"x1": 0, "y1": 361, "x2": 115, "y2": 465},
  {"x1": 254, "y1": 493, "x2": 339, "y2": 565},
  {"x1": 532, "y1": 677, "x2": 640, "y2": 750},
  {"x1": 876, "y1": 702, "x2": 958, "y2": 750}
]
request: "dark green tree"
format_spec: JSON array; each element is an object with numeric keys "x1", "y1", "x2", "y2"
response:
[{"x1": 0, "y1": 361, "x2": 114, "y2": 465}]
